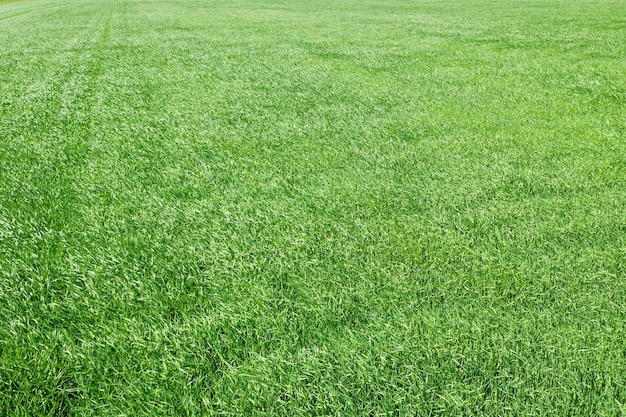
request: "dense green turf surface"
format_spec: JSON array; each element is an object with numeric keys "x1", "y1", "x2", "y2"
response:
[{"x1": 1, "y1": 0, "x2": 625, "y2": 414}]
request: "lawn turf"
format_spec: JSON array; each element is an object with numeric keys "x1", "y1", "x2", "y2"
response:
[{"x1": 1, "y1": 0, "x2": 626, "y2": 415}]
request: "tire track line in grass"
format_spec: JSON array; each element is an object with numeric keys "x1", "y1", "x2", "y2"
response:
[
  {"x1": 0, "y1": 0, "x2": 110, "y2": 405},
  {"x1": 0, "y1": 8, "x2": 29, "y2": 20},
  {"x1": 0, "y1": 20, "x2": 99, "y2": 229},
  {"x1": 84, "y1": 4, "x2": 113, "y2": 113},
  {"x1": 0, "y1": 4, "x2": 118, "y2": 413},
  {"x1": 66, "y1": 2, "x2": 113, "y2": 166},
  {"x1": 0, "y1": 2, "x2": 117, "y2": 287},
  {"x1": 46, "y1": 3, "x2": 115, "y2": 221},
  {"x1": 37, "y1": 2, "x2": 117, "y2": 248}
]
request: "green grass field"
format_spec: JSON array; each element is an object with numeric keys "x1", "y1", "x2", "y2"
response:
[{"x1": 1, "y1": 0, "x2": 625, "y2": 415}]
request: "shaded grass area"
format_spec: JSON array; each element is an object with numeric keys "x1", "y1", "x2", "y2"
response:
[{"x1": 0, "y1": 0, "x2": 625, "y2": 415}]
